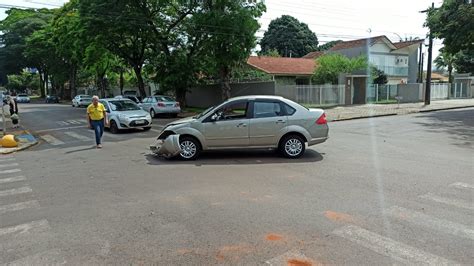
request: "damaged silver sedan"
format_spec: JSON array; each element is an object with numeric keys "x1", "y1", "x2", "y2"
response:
[{"x1": 150, "y1": 95, "x2": 329, "y2": 160}]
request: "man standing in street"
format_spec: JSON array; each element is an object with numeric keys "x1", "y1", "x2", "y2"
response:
[{"x1": 87, "y1": 96, "x2": 108, "y2": 149}]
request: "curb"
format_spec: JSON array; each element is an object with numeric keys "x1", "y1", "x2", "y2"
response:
[
  {"x1": 0, "y1": 130, "x2": 39, "y2": 154},
  {"x1": 329, "y1": 105, "x2": 474, "y2": 122}
]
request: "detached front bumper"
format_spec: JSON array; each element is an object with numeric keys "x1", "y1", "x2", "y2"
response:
[{"x1": 149, "y1": 134, "x2": 181, "y2": 158}]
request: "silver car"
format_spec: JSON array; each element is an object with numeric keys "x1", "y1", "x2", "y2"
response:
[
  {"x1": 140, "y1": 95, "x2": 181, "y2": 117},
  {"x1": 72, "y1": 95, "x2": 92, "y2": 107},
  {"x1": 99, "y1": 98, "x2": 152, "y2": 134},
  {"x1": 16, "y1": 94, "x2": 30, "y2": 103},
  {"x1": 150, "y1": 95, "x2": 329, "y2": 160}
]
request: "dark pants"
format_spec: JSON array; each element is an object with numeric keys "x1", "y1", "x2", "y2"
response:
[{"x1": 91, "y1": 119, "x2": 104, "y2": 145}]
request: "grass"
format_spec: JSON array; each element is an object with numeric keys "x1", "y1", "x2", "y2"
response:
[
  {"x1": 367, "y1": 99, "x2": 398, "y2": 104},
  {"x1": 183, "y1": 107, "x2": 207, "y2": 113}
]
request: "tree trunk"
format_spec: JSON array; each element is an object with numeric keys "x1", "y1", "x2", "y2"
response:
[
  {"x1": 97, "y1": 74, "x2": 107, "y2": 98},
  {"x1": 69, "y1": 65, "x2": 77, "y2": 100},
  {"x1": 219, "y1": 66, "x2": 231, "y2": 100},
  {"x1": 176, "y1": 88, "x2": 186, "y2": 108},
  {"x1": 119, "y1": 70, "x2": 124, "y2": 95},
  {"x1": 133, "y1": 66, "x2": 146, "y2": 98},
  {"x1": 448, "y1": 65, "x2": 453, "y2": 84},
  {"x1": 43, "y1": 72, "x2": 49, "y2": 96},
  {"x1": 38, "y1": 70, "x2": 45, "y2": 98}
]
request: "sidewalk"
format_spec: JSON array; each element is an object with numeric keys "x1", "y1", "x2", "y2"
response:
[
  {"x1": 0, "y1": 106, "x2": 38, "y2": 154},
  {"x1": 326, "y1": 99, "x2": 474, "y2": 122}
]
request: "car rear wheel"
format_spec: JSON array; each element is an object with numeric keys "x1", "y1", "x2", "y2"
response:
[
  {"x1": 143, "y1": 126, "x2": 151, "y2": 131},
  {"x1": 178, "y1": 136, "x2": 201, "y2": 160},
  {"x1": 279, "y1": 134, "x2": 305, "y2": 158},
  {"x1": 150, "y1": 109, "x2": 156, "y2": 118},
  {"x1": 110, "y1": 120, "x2": 119, "y2": 134}
]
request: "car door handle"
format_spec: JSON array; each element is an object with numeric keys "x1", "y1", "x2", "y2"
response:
[
  {"x1": 276, "y1": 120, "x2": 286, "y2": 124},
  {"x1": 237, "y1": 123, "x2": 247, "y2": 128}
]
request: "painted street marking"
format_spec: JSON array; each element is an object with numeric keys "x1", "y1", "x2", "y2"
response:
[
  {"x1": 420, "y1": 194, "x2": 474, "y2": 211},
  {"x1": 7, "y1": 249, "x2": 66, "y2": 265},
  {"x1": 35, "y1": 125, "x2": 86, "y2": 133},
  {"x1": 266, "y1": 250, "x2": 312, "y2": 265},
  {"x1": 0, "y1": 157, "x2": 16, "y2": 162},
  {"x1": 386, "y1": 206, "x2": 474, "y2": 240},
  {"x1": 0, "y1": 200, "x2": 40, "y2": 215},
  {"x1": 150, "y1": 128, "x2": 162, "y2": 133},
  {"x1": 0, "y1": 176, "x2": 26, "y2": 184},
  {"x1": 0, "y1": 186, "x2": 32, "y2": 197},
  {"x1": 449, "y1": 182, "x2": 474, "y2": 190},
  {"x1": 41, "y1": 134, "x2": 65, "y2": 146},
  {"x1": 57, "y1": 121, "x2": 69, "y2": 126},
  {"x1": 0, "y1": 162, "x2": 19, "y2": 168},
  {"x1": 64, "y1": 131, "x2": 92, "y2": 142},
  {"x1": 0, "y1": 219, "x2": 50, "y2": 237},
  {"x1": 0, "y1": 168, "x2": 21, "y2": 175},
  {"x1": 67, "y1": 120, "x2": 83, "y2": 125},
  {"x1": 333, "y1": 225, "x2": 455, "y2": 265}
]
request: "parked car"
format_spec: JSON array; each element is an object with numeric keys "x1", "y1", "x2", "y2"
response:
[
  {"x1": 45, "y1": 95, "x2": 60, "y2": 103},
  {"x1": 115, "y1": 95, "x2": 141, "y2": 104},
  {"x1": 149, "y1": 95, "x2": 329, "y2": 160},
  {"x1": 72, "y1": 95, "x2": 92, "y2": 107},
  {"x1": 140, "y1": 95, "x2": 181, "y2": 118},
  {"x1": 99, "y1": 98, "x2": 152, "y2": 134},
  {"x1": 123, "y1": 90, "x2": 142, "y2": 101},
  {"x1": 15, "y1": 94, "x2": 30, "y2": 103}
]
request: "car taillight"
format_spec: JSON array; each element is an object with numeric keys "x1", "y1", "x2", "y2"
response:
[
  {"x1": 175, "y1": 102, "x2": 180, "y2": 107},
  {"x1": 157, "y1": 102, "x2": 165, "y2": 107},
  {"x1": 316, "y1": 113, "x2": 327, "y2": 125}
]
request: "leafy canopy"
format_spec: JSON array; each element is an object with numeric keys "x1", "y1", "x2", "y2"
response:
[{"x1": 312, "y1": 54, "x2": 367, "y2": 84}]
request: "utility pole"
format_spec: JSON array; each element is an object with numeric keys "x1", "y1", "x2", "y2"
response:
[{"x1": 421, "y1": 2, "x2": 435, "y2": 105}]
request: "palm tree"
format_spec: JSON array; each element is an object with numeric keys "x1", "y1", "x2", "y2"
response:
[{"x1": 434, "y1": 49, "x2": 456, "y2": 83}]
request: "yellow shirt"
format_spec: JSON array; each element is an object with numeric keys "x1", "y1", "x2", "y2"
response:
[{"x1": 87, "y1": 103, "x2": 106, "y2": 121}]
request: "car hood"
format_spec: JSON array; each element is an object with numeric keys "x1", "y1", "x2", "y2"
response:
[
  {"x1": 116, "y1": 110, "x2": 149, "y2": 117},
  {"x1": 167, "y1": 117, "x2": 196, "y2": 126}
]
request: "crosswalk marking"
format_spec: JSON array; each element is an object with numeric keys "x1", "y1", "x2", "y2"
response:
[
  {"x1": 0, "y1": 219, "x2": 50, "y2": 237},
  {"x1": 41, "y1": 135, "x2": 65, "y2": 146},
  {"x1": 386, "y1": 206, "x2": 474, "y2": 240},
  {"x1": 35, "y1": 125, "x2": 85, "y2": 133},
  {"x1": 64, "y1": 131, "x2": 92, "y2": 141},
  {"x1": 0, "y1": 162, "x2": 19, "y2": 168},
  {"x1": 420, "y1": 193, "x2": 474, "y2": 211},
  {"x1": 449, "y1": 182, "x2": 474, "y2": 190},
  {"x1": 7, "y1": 249, "x2": 66, "y2": 265},
  {"x1": 0, "y1": 176, "x2": 26, "y2": 184},
  {"x1": 0, "y1": 200, "x2": 40, "y2": 215},
  {"x1": 57, "y1": 121, "x2": 69, "y2": 126},
  {"x1": 0, "y1": 157, "x2": 16, "y2": 162},
  {"x1": 0, "y1": 168, "x2": 21, "y2": 175},
  {"x1": 333, "y1": 225, "x2": 454, "y2": 265},
  {"x1": 67, "y1": 120, "x2": 83, "y2": 125},
  {"x1": 0, "y1": 186, "x2": 32, "y2": 197}
]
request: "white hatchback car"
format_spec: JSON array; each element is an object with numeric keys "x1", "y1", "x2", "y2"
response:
[
  {"x1": 72, "y1": 95, "x2": 92, "y2": 107},
  {"x1": 99, "y1": 98, "x2": 152, "y2": 134}
]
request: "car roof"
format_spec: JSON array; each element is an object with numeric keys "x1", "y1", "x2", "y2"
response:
[
  {"x1": 227, "y1": 95, "x2": 285, "y2": 101},
  {"x1": 101, "y1": 98, "x2": 134, "y2": 102},
  {"x1": 78, "y1": 95, "x2": 91, "y2": 97}
]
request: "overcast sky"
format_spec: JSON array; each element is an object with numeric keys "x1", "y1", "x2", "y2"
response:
[{"x1": 1, "y1": 0, "x2": 443, "y2": 62}]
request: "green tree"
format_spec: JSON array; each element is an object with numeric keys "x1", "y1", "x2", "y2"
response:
[
  {"x1": 312, "y1": 54, "x2": 368, "y2": 84},
  {"x1": 434, "y1": 48, "x2": 456, "y2": 83},
  {"x1": 259, "y1": 48, "x2": 281, "y2": 57},
  {"x1": 317, "y1": 40, "x2": 342, "y2": 51},
  {"x1": 260, "y1": 15, "x2": 318, "y2": 58},
  {"x1": 5, "y1": 70, "x2": 40, "y2": 93},
  {"x1": 370, "y1": 66, "x2": 388, "y2": 85}
]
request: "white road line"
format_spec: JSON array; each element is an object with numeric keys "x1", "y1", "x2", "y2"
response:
[
  {"x1": 449, "y1": 182, "x2": 474, "y2": 190},
  {"x1": 35, "y1": 125, "x2": 86, "y2": 133},
  {"x1": 7, "y1": 249, "x2": 66, "y2": 265},
  {"x1": 0, "y1": 186, "x2": 32, "y2": 197},
  {"x1": 57, "y1": 121, "x2": 69, "y2": 126},
  {"x1": 150, "y1": 128, "x2": 162, "y2": 133},
  {"x1": 333, "y1": 225, "x2": 455, "y2": 265},
  {"x1": 0, "y1": 168, "x2": 21, "y2": 175},
  {"x1": 0, "y1": 176, "x2": 26, "y2": 184},
  {"x1": 41, "y1": 134, "x2": 65, "y2": 146},
  {"x1": 0, "y1": 200, "x2": 40, "y2": 215},
  {"x1": 0, "y1": 219, "x2": 50, "y2": 237},
  {"x1": 386, "y1": 206, "x2": 474, "y2": 240},
  {"x1": 420, "y1": 194, "x2": 474, "y2": 211},
  {"x1": 0, "y1": 162, "x2": 19, "y2": 168},
  {"x1": 0, "y1": 157, "x2": 16, "y2": 162},
  {"x1": 67, "y1": 120, "x2": 83, "y2": 125},
  {"x1": 64, "y1": 131, "x2": 92, "y2": 141}
]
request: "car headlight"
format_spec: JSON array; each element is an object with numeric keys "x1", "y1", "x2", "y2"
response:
[{"x1": 145, "y1": 114, "x2": 151, "y2": 120}]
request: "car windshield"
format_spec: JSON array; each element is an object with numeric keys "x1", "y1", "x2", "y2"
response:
[
  {"x1": 109, "y1": 100, "x2": 140, "y2": 111},
  {"x1": 155, "y1": 96, "x2": 175, "y2": 102},
  {"x1": 194, "y1": 106, "x2": 215, "y2": 119}
]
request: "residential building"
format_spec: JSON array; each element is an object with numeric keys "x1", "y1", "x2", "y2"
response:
[{"x1": 246, "y1": 56, "x2": 316, "y2": 85}]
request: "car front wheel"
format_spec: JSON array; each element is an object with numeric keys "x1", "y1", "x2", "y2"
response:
[
  {"x1": 178, "y1": 136, "x2": 201, "y2": 160},
  {"x1": 279, "y1": 134, "x2": 305, "y2": 158},
  {"x1": 150, "y1": 109, "x2": 156, "y2": 118},
  {"x1": 109, "y1": 120, "x2": 119, "y2": 134}
]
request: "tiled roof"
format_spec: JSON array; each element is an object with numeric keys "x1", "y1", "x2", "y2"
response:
[
  {"x1": 302, "y1": 51, "x2": 325, "y2": 59},
  {"x1": 329, "y1": 35, "x2": 388, "y2": 51},
  {"x1": 393, "y1": 39, "x2": 424, "y2": 49},
  {"x1": 247, "y1": 56, "x2": 316, "y2": 76}
]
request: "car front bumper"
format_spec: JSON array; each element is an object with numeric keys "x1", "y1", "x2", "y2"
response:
[
  {"x1": 149, "y1": 135, "x2": 181, "y2": 158},
  {"x1": 118, "y1": 118, "x2": 152, "y2": 129},
  {"x1": 156, "y1": 107, "x2": 181, "y2": 114}
]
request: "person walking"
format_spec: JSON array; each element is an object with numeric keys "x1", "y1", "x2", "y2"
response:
[{"x1": 87, "y1": 96, "x2": 108, "y2": 148}]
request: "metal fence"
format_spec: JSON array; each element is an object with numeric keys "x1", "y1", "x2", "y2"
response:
[
  {"x1": 366, "y1": 84, "x2": 398, "y2": 103},
  {"x1": 451, "y1": 82, "x2": 469, "y2": 98},
  {"x1": 430, "y1": 83, "x2": 449, "y2": 100},
  {"x1": 292, "y1": 85, "x2": 345, "y2": 106}
]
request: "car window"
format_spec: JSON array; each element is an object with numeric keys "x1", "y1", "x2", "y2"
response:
[
  {"x1": 154, "y1": 96, "x2": 174, "y2": 102},
  {"x1": 282, "y1": 103, "x2": 296, "y2": 116},
  {"x1": 217, "y1": 101, "x2": 248, "y2": 120},
  {"x1": 109, "y1": 100, "x2": 140, "y2": 111},
  {"x1": 142, "y1": 97, "x2": 149, "y2": 104},
  {"x1": 99, "y1": 101, "x2": 109, "y2": 111},
  {"x1": 253, "y1": 101, "x2": 283, "y2": 118}
]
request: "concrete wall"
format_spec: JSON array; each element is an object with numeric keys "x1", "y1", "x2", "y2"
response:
[
  {"x1": 397, "y1": 83, "x2": 423, "y2": 103},
  {"x1": 186, "y1": 81, "x2": 276, "y2": 108}
]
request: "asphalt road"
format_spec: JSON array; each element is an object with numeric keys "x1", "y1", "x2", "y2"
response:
[{"x1": 1, "y1": 103, "x2": 473, "y2": 265}]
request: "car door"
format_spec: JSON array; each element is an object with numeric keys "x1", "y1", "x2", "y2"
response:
[
  {"x1": 203, "y1": 100, "x2": 250, "y2": 148},
  {"x1": 141, "y1": 97, "x2": 150, "y2": 110},
  {"x1": 249, "y1": 100, "x2": 288, "y2": 147}
]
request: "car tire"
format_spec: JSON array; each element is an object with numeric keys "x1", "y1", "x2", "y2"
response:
[
  {"x1": 178, "y1": 136, "x2": 201, "y2": 161},
  {"x1": 150, "y1": 109, "x2": 156, "y2": 118},
  {"x1": 143, "y1": 126, "x2": 151, "y2": 131},
  {"x1": 279, "y1": 134, "x2": 305, "y2": 159},
  {"x1": 171, "y1": 113, "x2": 178, "y2": 118},
  {"x1": 110, "y1": 120, "x2": 119, "y2": 134}
]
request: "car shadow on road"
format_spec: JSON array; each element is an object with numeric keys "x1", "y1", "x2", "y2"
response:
[
  {"x1": 144, "y1": 149, "x2": 324, "y2": 166},
  {"x1": 415, "y1": 109, "x2": 474, "y2": 149}
]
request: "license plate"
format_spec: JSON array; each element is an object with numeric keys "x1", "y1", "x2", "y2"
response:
[{"x1": 135, "y1": 120, "x2": 145, "y2": 125}]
